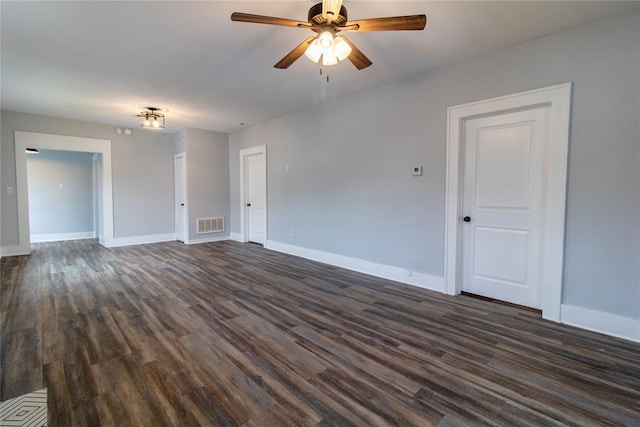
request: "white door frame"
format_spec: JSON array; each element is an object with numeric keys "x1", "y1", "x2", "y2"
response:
[
  {"x1": 239, "y1": 145, "x2": 267, "y2": 243},
  {"x1": 174, "y1": 153, "x2": 188, "y2": 243},
  {"x1": 444, "y1": 83, "x2": 572, "y2": 322},
  {"x1": 14, "y1": 131, "x2": 114, "y2": 254},
  {"x1": 92, "y1": 153, "x2": 100, "y2": 239}
]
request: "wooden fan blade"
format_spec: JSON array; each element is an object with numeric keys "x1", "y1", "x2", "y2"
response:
[
  {"x1": 341, "y1": 36, "x2": 372, "y2": 70},
  {"x1": 274, "y1": 37, "x2": 316, "y2": 69},
  {"x1": 345, "y1": 15, "x2": 426, "y2": 32},
  {"x1": 231, "y1": 12, "x2": 310, "y2": 28}
]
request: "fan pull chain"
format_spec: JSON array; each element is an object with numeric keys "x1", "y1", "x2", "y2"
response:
[{"x1": 319, "y1": 67, "x2": 330, "y2": 83}]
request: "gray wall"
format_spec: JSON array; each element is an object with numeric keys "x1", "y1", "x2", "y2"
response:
[
  {"x1": 229, "y1": 10, "x2": 639, "y2": 319},
  {"x1": 185, "y1": 128, "x2": 230, "y2": 241},
  {"x1": 173, "y1": 129, "x2": 185, "y2": 155},
  {"x1": 1, "y1": 111, "x2": 176, "y2": 242},
  {"x1": 27, "y1": 150, "x2": 95, "y2": 235}
]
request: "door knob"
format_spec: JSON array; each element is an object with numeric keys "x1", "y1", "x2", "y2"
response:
[
  {"x1": 247, "y1": 203, "x2": 251, "y2": 207},
  {"x1": 463, "y1": 216, "x2": 471, "y2": 222},
  {"x1": 180, "y1": 203, "x2": 184, "y2": 206}
]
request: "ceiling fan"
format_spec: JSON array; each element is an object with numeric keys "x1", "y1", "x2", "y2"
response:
[{"x1": 231, "y1": 0, "x2": 426, "y2": 70}]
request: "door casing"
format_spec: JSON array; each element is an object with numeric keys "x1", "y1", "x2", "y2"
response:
[
  {"x1": 14, "y1": 131, "x2": 114, "y2": 254},
  {"x1": 246, "y1": 153, "x2": 266, "y2": 244},
  {"x1": 174, "y1": 153, "x2": 187, "y2": 243},
  {"x1": 239, "y1": 145, "x2": 267, "y2": 244},
  {"x1": 444, "y1": 83, "x2": 572, "y2": 321}
]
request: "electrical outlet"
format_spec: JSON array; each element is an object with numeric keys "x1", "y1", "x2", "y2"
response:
[
  {"x1": 290, "y1": 229, "x2": 295, "y2": 237},
  {"x1": 412, "y1": 166, "x2": 423, "y2": 176}
]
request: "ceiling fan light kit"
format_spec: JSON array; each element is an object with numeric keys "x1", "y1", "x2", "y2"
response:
[
  {"x1": 305, "y1": 32, "x2": 352, "y2": 65},
  {"x1": 231, "y1": 0, "x2": 426, "y2": 71}
]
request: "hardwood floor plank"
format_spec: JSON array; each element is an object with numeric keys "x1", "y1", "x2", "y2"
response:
[
  {"x1": 142, "y1": 360, "x2": 204, "y2": 426},
  {"x1": 176, "y1": 332, "x2": 276, "y2": 423},
  {"x1": 1, "y1": 239, "x2": 639, "y2": 426},
  {"x1": 1, "y1": 327, "x2": 42, "y2": 399},
  {"x1": 181, "y1": 385, "x2": 240, "y2": 427},
  {"x1": 44, "y1": 360, "x2": 75, "y2": 427},
  {"x1": 212, "y1": 337, "x2": 324, "y2": 426},
  {"x1": 225, "y1": 315, "x2": 328, "y2": 379},
  {"x1": 292, "y1": 324, "x2": 423, "y2": 397}
]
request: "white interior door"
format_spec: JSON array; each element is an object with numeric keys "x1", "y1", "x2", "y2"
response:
[
  {"x1": 461, "y1": 107, "x2": 550, "y2": 309},
  {"x1": 246, "y1": 153, "x2": 266, "y2": 244},
  {"x1": 174, "y1": 154, "x2": 186, "y2": 243}
]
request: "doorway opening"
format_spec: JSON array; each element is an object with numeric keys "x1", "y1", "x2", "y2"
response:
[
  {"x1": 444, "y1": 83, "x2": 572, "y2": 322},
  {"x1": 239, "y1": 145, "x2": 267, "y2": 245},
  {"x1": 26, "y1": 149, "x2": 98, "y2": 243},
  {"x1": 14, "y1": 131, "x2": 114, "y2": 255}
]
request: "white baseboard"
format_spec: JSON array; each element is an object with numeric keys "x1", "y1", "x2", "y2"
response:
[
  {"x1": 186, "y1": 235, "x2": 230, "y2": 245},
  {"x1": 229, "y1": 232, "x2": 243, "y2": 242},
  {"x1": 105, "y1": 233, "x2": 177, "y2": 248},
  {"x1": 561, "y1": 304, "x2": 639, "y2": 343},
  {"x1": 30, "y1": 231, "x2": 96, "y2": 243},
  {"x1": 0, "y1": 244, "x2": 31, "y2": 257},
  {"x1": 265, "y1": 240, "x2": 445, "y2": 293}
]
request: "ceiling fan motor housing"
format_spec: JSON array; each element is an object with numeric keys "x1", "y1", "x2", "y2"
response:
[{"x1": 308, "y1": 2, "x2": 348, "y2": 26}]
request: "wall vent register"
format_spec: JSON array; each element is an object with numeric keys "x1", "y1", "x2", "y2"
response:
[{"x1": 197, "y1": 217, "x2": 224, "y2": 234}]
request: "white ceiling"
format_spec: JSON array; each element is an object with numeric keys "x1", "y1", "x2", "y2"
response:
[{"x1": 1, "y1": 1, "x2": 637, "y2": 133}]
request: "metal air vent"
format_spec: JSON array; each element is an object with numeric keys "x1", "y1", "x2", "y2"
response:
[{"x1": 197, "y1": 217, "x2": 224, "y2": 234}]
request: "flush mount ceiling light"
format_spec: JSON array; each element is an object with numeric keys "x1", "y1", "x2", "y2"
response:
[{"x1": 136, "y1": 107, "x2": 165, "y2": 130}]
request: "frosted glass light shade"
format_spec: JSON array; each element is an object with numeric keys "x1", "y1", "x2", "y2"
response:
[
  {"x1": 333, "y1": 36, "x2": 351, "y2": 61},
  {"x1": 305, "y1": 39, "x2": 322, "y2": 63},
  {"x1": 322, "y1": 51, "x2": 338, "y2": 66},
  {"x1": 318, "y1": 31, "x2": 334, "y2": 50}
]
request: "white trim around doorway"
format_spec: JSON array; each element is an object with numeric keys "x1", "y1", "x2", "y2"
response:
[
  {"x1": 14, "y1": 131, "x2": 114, "y2": 254},
  {"x1": 444, "y1": 83, "x2": 572, "y2": 322},
  {"x1": 173, "y1": 152, "x2": 189, "y2": 244},
  {"x1": 239, "y1": 145, "x2": 267, "y2": 244}
]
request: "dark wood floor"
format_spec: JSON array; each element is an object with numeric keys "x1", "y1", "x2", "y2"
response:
[{"x1": 1, "y1": 240, "x2": 639, "y2": 426}]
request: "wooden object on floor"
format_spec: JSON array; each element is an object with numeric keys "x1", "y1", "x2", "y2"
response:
[{"x1": 1, "y1": 240, "x2": 639, "y2": 426}]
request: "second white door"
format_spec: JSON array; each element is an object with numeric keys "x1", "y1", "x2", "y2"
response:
[
  {"x1": 174, "y1": 154, "x2": 186, "y2": 243},
  {"x1": 461, "y1": 107, "x2": 550, "y2": 309},
  {"x1": 246, "y1": 153, "x2": 266, "y2": 244}
]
